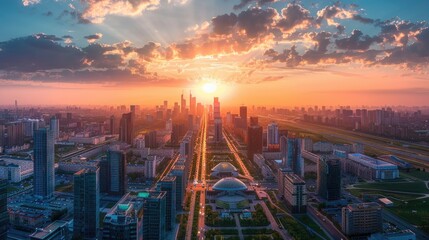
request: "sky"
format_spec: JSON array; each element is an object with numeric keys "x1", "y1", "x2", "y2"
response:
[{"x1": 0, "y1": 0, "x2": 429, "y2": 106}]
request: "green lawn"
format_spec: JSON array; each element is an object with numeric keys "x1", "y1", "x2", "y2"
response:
[
  {"x1": 297, "y1": 215, "x2": 330, "y2": 240},
  {"x1": 401, "y1": 170, "x2": 429, "y2": 181},
  {"x1": 355, "y1": 181, "x2": 429, "y2": 194},
  {"x1": 387, "y1": 198, "x2": 429, "y2": 229},
  {"x1": 348, "y1": 188, "x2": 423, "y2": 201}
]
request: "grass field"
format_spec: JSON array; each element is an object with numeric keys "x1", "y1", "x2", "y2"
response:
[
  {"x1": 387, "y1": 198, "x2": 429, "y2": 228},
  {"x1": 297, "y1": 215, "x2": 330, "y2": 240},
  {"x1": 401, "y1": 170, "x2": 429, "y2": 181},
  {"x1": 355, "y1": 181, "x2": 429, "y2": 194},
  {"x1": 348, "y1": 188, "x2": 423, "y2": 201}
]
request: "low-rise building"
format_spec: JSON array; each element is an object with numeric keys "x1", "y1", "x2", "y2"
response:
[{"x1": 342, "y1": 202, "x2": 383, "y2": 237}]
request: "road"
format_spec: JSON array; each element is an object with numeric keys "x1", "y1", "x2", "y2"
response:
[
  {"x1": 151, "y1": 152, "x2": 180, "y2": 189},
  {"x1": 308, "y1": 205, "x2": 347, "y2": 240},
  {"x1": 186, "y1": 112, "x2": 207, "y2": 240},
  {"x1": 223, "y1": 129, "x2": 253, "y2": 181}
]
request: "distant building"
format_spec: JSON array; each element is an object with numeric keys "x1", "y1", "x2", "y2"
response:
[
  {"x1": 109, "y1": 115, "x2": 116, "y2": 134},
  {"x1": 145, "y1": 131, "x2": 157, "y2": 148},
  {"x1": 49, "y1": 116, "x2": 59, "y2": 142},
  {"x1": 158, "y1": 176, "x2": 177, "y2": 231},
  {"x1": 119, "y1": 112, "x2": 134, "y2": 145},
  {"x1": 342, "y1": 202, "x2": 382, "y2": 237},
  {"x1": 267, "y1": 122, "x2": 279, "y2": 151},
  {"x1": 214, "y1": 97, "x2": 222, "y2": 143},
  {"x1": 0, "y1": 157, "x2": 33, "y2": 182},
  {"x1": 247, "y1": 117, "x2": 262, "y2": 160},
  {"x1": 317, "y1": 157, "x2": 341, "y2": 201},
  {"x1": 282, "y1": 173, "x2": 306, "y2": 214},
  {"x1": 210, "y1": 162, "x2": 239, "y2": 178},
  {"x1": 33, "y1": 128, "x2": 55, "y2": 199},
  {"x1": 0, "y1": 179, "x2": 7, "y2": 239},
  {"x1": 239, "y1": 106, "x2": 247, "y2": 129},
  {"x1": 73, "y1": 168, "x2": 99, "y2": 239},
  {"x1": 144, "y1": 157, "x2": 156, "y2": 179},
  {"x1": 29, "y1": 220, "x2": 70, "y2": 240}
]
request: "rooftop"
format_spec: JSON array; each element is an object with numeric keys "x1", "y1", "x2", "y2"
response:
[
  {"x1": 212, "y1": 177, "x2": 247, "y2": 191},
  {"x1": 211, "y1": 162, "x2": 238, "y2": 173},
  {"x1": 348, "y1": 153, "x2": 397, "y2": 169}
]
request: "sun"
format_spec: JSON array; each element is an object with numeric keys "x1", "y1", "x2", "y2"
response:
[{"x1": 202, "y1": 82, "x2": 217, "y2": 94}]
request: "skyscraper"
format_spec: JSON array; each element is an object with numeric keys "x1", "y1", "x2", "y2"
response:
[
  {"x1": 119, "y1": 112, "x2": 134, "y2": 144},
  {"x1": 49, "y1": 116, "x2": 59, "y2": 141},
  {"x1": 33, "y1": 128, "x2": 54, "y2": 199},
  {"x1": 144, "y1": 157, "x2": 156, "y2": 179},
  {"x1": 73, "y1": 168, "x2": 100, "y2": 239},
  {"x1": 170, "y1": 165, "x2": 185, "y2": 211},
  {"x1": 158, "y1": 176, "x2": 177, "y2": 231},
  {"x1": 239, "y1": 106, "x2": 247, "y2": 129},
  {"x1": 282, "y1": 137, "x2": 304, "y2": 177},
  {"x1": 109, "y1": 115, "x2": 116, "y2": 134},
  {"x1": 142, "y1": 191, "x2": 167, "y2": 240},
  {"x1": 106, "y1": 149, "x2": 127, "y2": 196},
  {"x1": 180, "y1": 92, "x2": 186, "y2": 114},
  {"x1": 317, "y1": 157, "x2": 341, "y2": 201},
  {"x1": 214, "y1": 97, "x2": 222, "y2": 143},
  {"x1": 283, "y1": 173, "x2": 307, "y2": 214},
  {"x1": 0, "y1": 179, "x2": 8, "y2": 239},
  {"x1": 267, "y1": 122, "x2": 279, "y2": 150},
  {"x1": 247, "y1": 117, "x2": 262, "y2": 160}
]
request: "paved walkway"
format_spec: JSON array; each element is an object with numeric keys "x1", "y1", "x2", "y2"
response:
[{"x1": 233, "y1": 214, "x2": 244, "y2": 240}]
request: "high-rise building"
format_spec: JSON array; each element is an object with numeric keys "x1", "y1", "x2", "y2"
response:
[
  {"x1": 317, "y1": 157, "x2": 341, "y2": 201},
  {"x1": 0, "y1": 125, "x2": 5, "y2": 148},
  {"x1": 342, "y1": 203, "x2": 383, "y2": 237},
  {"x1": 144, "y1": 157, "x2": 156, "y2": 179},
  {"x1": 145, "y1": 131, "x2": 157, "y2": 148},
  {"x1": 239, "y1": 106, "x2": 247, "y2": 129},
  {"x1": 6, "y1": 122, "x2": 24, "y2": 147},
  {"x1": 190, "y1": 92, "x2": 196, "y2": 116},
  {"x1": 109, "y1": 115, "x2": 116, "y2": 134},
  {"x1": 283, "y1": 173, "x2": 306, "y2": 214},
  {"x1": 267, "y1": 122, "x2": 279, "y2": 151},
  {"x1": 171, "y1": 123, "x2": 186, "y2": 144},
  {"x1": 158, "y1": 176, "x2": 177, "y2": 231},
  {"x1": 130, "y1": 105, "x2": 137, "y2": 119},
  {"x1": 49, "y1": 116, "x2": 59, "y2": 141},
  {"x1": 103, "y1": 194, "x2": 144, "y2": 240},
  {"x1": 106, "y1": 150, "x2": 127, "y2": 196},
  {"x1": 170, "y1": 165, "x2": 185, "y2": 211},
  {"x1": 142, "y1": 191, "x2": 167, "y2": 240},
  {"x1": 73, "y1": 168, "x2": 100, "y2": 239},
  {"x1": 247, "y1": 117, "x2": 262, "y2": 160},
  {"x1": 180, "y1": 93, "x2": 186, "y2": 114},
  {"x1": 282, "y1": 138, "x2": 304, "y2": 177},
  {"x1": 0, "y1": 179, "x2": 8, "y2": 239},
  {"x1": 119, "y1": 112, "x2": 134, "y2": 145},
  {"x1": 33, "y1": 128, "x2": 54, "y2": 199},
  {"x1": 99, "y1": 157, "x2": 109, "y2": 194}
]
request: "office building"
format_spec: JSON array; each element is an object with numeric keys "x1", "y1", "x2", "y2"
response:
[
  {"x1": 144, "y1": 157, "x2": 156, "y2": 179},
  {"x1": 0, "y1": 179, "x2": 7, "y2": 239},
  {"x1": 267, "y1": 122, "x2": 279, "y2": 151},
  {"x1": 170, "y1": 165, "x2": 185, "y2": 211},
  {"x1": 142, "y1": 191, "x2": 167, "y2": 240},
  {"x1": 247, "y1": 117, "x2": 262, "y2": 160},
  {"x1": 239, "y1": 106, "x2": 247, "y2": 129},
  {"x1": 106, "y1": 150, "x2": 127, "y2": 196},
  {"x1": 345, "y1": 153, "x2": 399, "y2": 180},
  {"x1": 29, "y1": 220, "x2": 70, "y2": 240},
  {"x1": 283, "y1": 173, "x2": 307, "y2": 214},
  {"x1": 73, "y1": 168, "x2": 99, "y2": 239},
  {"x1": 33, "y1": 128, "x2": 54, "y2": 199},
  {"x1": 119, "y1": 112, "x2": 134, "y2": 145},
  {"x1": 49, "y1": 116, "x2": 59, "y2": 141},
  {"x1": 342, "y1": 202, "x2": 383, "y2": 237},
  {"x1": 109, "y1": 115, "x2": 116, "y2": 134},
  {"x1": 158, "y1": 176, "x2": 177, "y2": 231},
  {"x1": 282, "y1": 138, "x2": 304, "y2": 177},
  {"x1": 317, "y1": 157, "x2": 341, "y2": 201},
  {"x1": 103, "y1": 194, "x2": 144, "y2": 240},
  {"x1": 145, "y1": 131, "x2": 157, "y2": 148}
]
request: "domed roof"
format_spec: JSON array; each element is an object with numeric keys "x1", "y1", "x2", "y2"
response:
[
  {"x1": 211, "y1": 162, "x2": 238, "y2": 173},
  {"x1": 212, "y1": 177, "x2": 247, "y2": 191}
]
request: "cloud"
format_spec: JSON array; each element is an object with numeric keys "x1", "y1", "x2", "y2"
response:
[
  {"x1": 276, "y1": 4, "x2": 313, "y2": 34},
  {"x1": 84, "y1": 33, "x2": 103, "y2": 43},
  {"x1": 22, "y1": 0, "x2": 40, "y2": 6},
  {"x1": 212, "y1": 13, "x2": 238, "y2": 35},
  {"x1": 80, "y1": 0, "x2": 160, "y2": 24},
  {"x1": 335, "y1": 29, "x2": 382, "y2": 50},
  {"x1": 237, "y1": 8, "x2": 278, "y2": 38},
  {"x1": 233, "y1": 0, "x2": 278, "y2": 10}
]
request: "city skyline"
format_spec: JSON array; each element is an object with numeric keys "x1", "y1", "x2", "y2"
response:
[{"x1": 1, "y1": 1, "x2": 429, "y2": 105}]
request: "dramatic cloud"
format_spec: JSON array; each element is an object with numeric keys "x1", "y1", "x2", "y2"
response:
[
  {"x1": 84, "y1": 33, "x2": 103, "y2": 43},
  {"x1": 212, "y1": 13, "x2": 238, "y2": 35},
  {"x1": 237, "y1": 8, "x2": 278, "y2": 38},
  {"x1": 276, "y1": 4, "x2": 313, "y2": 33},
  {"x1": 80, "y1": 0, "x2": 160, "y2": 23},
  {"x1": 233, "y1": 0, "x2": 278, "y2": 10},
  {"x1": 335, "y1": 29, "x2": 382, "y2": 50}
]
